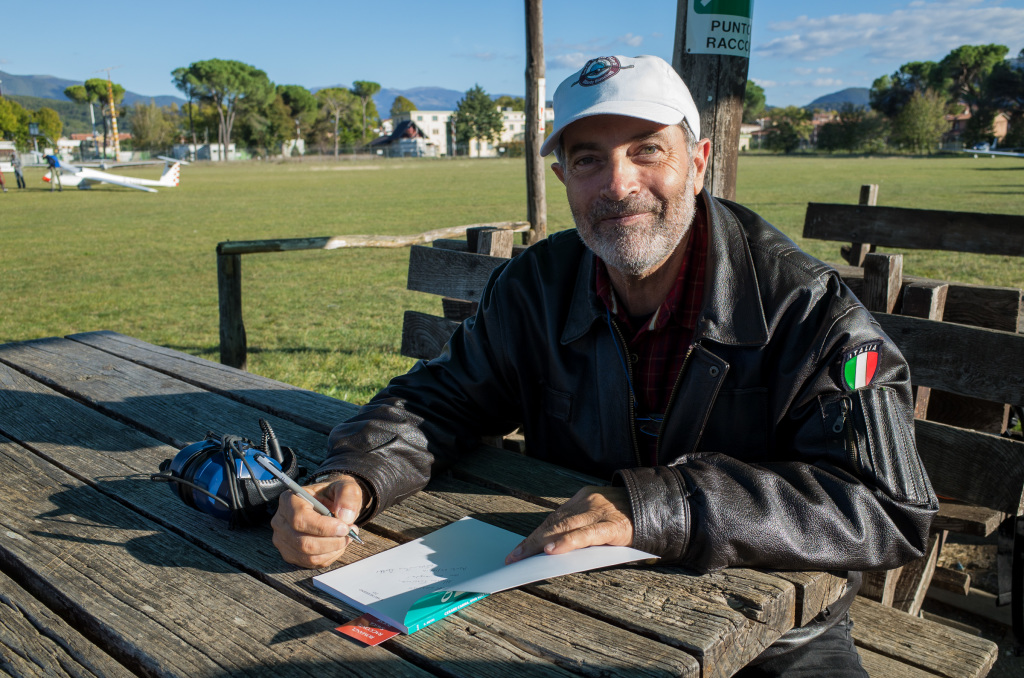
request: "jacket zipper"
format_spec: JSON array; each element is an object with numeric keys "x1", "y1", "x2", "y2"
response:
[
  {"x1": 608, "y1": 317, "x2": 643, "y2": 467},
  {"x1": 832, "y1": 396, "x2": 859, "y2": 470},
  {"x1": 655, "y1": 344, "x2": 695, "y2": 463}
]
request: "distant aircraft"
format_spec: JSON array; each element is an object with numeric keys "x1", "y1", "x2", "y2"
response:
[
  {"x1": 43, "y1": 156, "x2": 185, "y2": 193},
  {"x1": 959, "y1": 142, "x2": 1024, "y2": 159}
]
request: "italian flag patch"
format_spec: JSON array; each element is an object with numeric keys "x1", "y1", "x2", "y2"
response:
[{"x1": 841, "y1": 342, "x2": 882, "y2": 390}]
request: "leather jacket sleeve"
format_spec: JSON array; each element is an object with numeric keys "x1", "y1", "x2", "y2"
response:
[{"x1": 615, "y1": 276, "x2": 937, "y2": 572}]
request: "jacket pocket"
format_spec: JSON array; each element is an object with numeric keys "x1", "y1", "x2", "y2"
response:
[
  {"x1": 544, "y1": 386, "x2": 573, "y2": 422},
  {"x1": 854, "y1": 388, "x2": 931, "y2": 506}
]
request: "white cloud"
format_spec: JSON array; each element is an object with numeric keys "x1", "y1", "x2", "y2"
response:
[
  {"x1": 756, "y1": 1, "x2": 1024, "y2": 63},
  {"x1": 619, "y1": 33, "x2": 644, "y2": 47},
  {"x1": 549, "y1": 52, "x2": 588, "y2": 71}
]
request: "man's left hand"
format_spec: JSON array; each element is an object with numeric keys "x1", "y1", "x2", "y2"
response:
[{"x1": 505, "y1": 486, "x2": 633, "y2": 564}]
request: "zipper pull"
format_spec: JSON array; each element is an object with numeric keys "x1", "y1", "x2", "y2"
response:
[{"x1": 831, "y1": 398, "x2": 849, "y2": 434}]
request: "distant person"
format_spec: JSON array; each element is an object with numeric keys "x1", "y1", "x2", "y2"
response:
[
  {"x1": 0, "y1": 166, "x2": 6, "y2": 193},
  {"x1": 13, "y1": 152, "x2": 26, "y2": 189},
  {"x1": 44, "y1": 153, "x2": 62, "y2": 192}
]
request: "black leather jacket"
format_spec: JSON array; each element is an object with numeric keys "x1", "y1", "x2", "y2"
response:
[{"x1": 318, "y1": 191, "x2": 936, "y2": 578}]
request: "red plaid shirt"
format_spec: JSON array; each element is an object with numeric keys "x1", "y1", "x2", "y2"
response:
[{"x1": 595, "y1": 206, "x2": 708, "y2": 465}]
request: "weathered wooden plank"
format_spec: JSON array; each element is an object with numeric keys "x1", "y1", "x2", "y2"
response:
[
  {"x1": 67, "y1": 331, "x2": 358, "y2": 433},
  {"x1": 839, "y1": 185, "x2": 880, "y2": 266},
  {"x1": 804, "y1": 203, "x2": 1024, "y2": 257},
  {"x1": 857, "y1": 645, "x2": 940, "y2": 678},
  {"x1": 0, "y1": 363, "x2": 699, "y2": 677},
  {"x1": 217, "y1": 252, "x2": 246, "y2": 370},
  {"x1": 859, "y1": 569, "x2": 902, "y2": 607},
  {"x1": 0, "y1": 337, "x2": 329, "y2": 457},
  {"x1": 850, "y1": 596, "x2": 997, "y2": 678},
  {"x1": 216, "y1": 221, "x2": 529, "y2": 255},
  {"x1": 891, "y1": 531, "x2": 943, "y2": 615},
  {"x1": 0, "y1": 434, "x2": 427, "y2": 678},
  {"x1": 917, "y1": 419, "x2": 1024, "y2": 516},
  {"x1": 931, "y1": 566, "x2": 971, "y2": 595},
  {"x1": 902, "y1": 281, "x2": 948, "y2": 421},
  {"x1": 400, "y1": 311, "x2": 460, "y2": 361},
  {"x1": 772, "y1": 571, "x2": 849, "y2": 627},
  {"x1": 862, "y1": 252, "x2": 903, "y2": 314},
  {"x1": 0, "y1": 568, "x2": 135, "y2": 678},
  {"x1": 441, "y1": 298, "x2": 477, "y2": 321},
  {"x1": 407, "y1": 245, "x2": 507, "y2": 302},
  {"x1": 375, "y1": 474, "x2": 798, "y2": 678},
  {"x1": 833, "y1": 267, "x2": 1023, "y2": 333},
  {"x1": 932, "y1": 502, "x2": 1005, "y2": 537},
  {"x1": 875, "y1": 313, "x2": 1024, "y2": 407}
]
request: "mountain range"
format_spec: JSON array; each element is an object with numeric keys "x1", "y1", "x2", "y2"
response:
[{"x1": 2, "y1": 71, "x2": 872, "y2": 117}]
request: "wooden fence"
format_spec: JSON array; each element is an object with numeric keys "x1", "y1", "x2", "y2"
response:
[{"x1": 216, "y1": 221, "x2": 529, "y2": 370}]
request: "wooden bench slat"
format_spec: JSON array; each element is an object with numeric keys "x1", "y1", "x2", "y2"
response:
[
  {"x1": 850, "y1": 597, "x2": 998, "y2": 678},
  {"x1": 874, "y1": 313, "x2": 1024, "y2": 407},
  {"x1": 400, "y1": 310, "x2": 460, "y2": 361},
  {"x1": 917, "y1": 418, "x2": 1024, "y2": 515},
  {"x1": 804, "y1": 203, "x2": 1024, "y2": 257},
  {"x1": 407, "y1": 245, "x2": 507, "y2": 302}
]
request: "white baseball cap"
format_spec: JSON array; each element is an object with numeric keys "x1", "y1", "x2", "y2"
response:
[{"x1": 541, "y1": 55, "x2": 700, "y2": 157}]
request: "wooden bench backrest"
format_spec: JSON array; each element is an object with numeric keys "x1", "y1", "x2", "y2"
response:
[
  {"x1": 401, "y1": 226, "x2": 523, "y2": 361},
  {"x1": 804, "y1": 202, "x2": 1024, "y2": 258},
  {"x1": 875, "y1": 312, "x2": 1024, "y2": 517}
]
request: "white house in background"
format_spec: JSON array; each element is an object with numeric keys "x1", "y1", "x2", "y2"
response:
[
  {"x1": 393, "y1": 106, "x2": 555, "y2": 157},
  {"x1": 171, "y1": 143, "x2": 241, "y2": 161}
]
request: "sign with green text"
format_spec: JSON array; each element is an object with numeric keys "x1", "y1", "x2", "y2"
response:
[{"x1": 686, "y1": 0, "x2": 754, "y2": 58}]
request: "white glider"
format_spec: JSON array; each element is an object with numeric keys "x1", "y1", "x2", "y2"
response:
[{"x1": 43, "y1": 156, "x2": 185, "y2": 193}]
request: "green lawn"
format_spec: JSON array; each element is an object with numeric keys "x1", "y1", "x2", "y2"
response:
[{"x1": 2, "y1": 154, "x2": 1022, "y2": 405}]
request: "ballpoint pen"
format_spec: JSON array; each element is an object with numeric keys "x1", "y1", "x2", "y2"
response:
[{"x1": 254, "y1": 453, "x2": 364, "y2": 544}]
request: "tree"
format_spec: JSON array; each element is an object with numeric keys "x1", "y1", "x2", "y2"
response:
[
  {"x1": 351, "y1": 80, "x2": 381, "y2": 145},
  {"x1": 126, "y1": 101, "x2": 177, "y2": 151},
  {"x1": 892, "y1": 89, "x2": 948, "y2": 153},
  {"x1": 940, "y1": 44, "x2": 1008, "y2": 105},
  {"x1": 494, "y1": 95, "x2": 525, "y2": 111},
  {"x1": 182, "y1": 59, "x2": 275, "y2": 160},
  {"x1": 985, "y1": 53, "x2": 1024, "y2": 147},
  {"x1": 743, "y1": 80, "x2": 766, "y2": 123},
  {"x1": 454, "y1": 84, "x2": 504, "y2": 155},
  {"x1": 317, "y1": 87, "x2": 358, "y2": 157},
  {"x1": 66, "y1": 78, "x2": 124, "y2": 157},
  {"x1": 172, "y1": 67, "x2": 201, "y2": 155},
  {"x1": 870, "y1": 61, "x2": 946, "y2": 119},
  {"x1": 764, "y1": 106, "x2": 812, "y2": 153},
  {"x1": 389, "y1": 95, "x2": 417, "y2": 118},
  {"x1": 0, "y1": 97, "x2": 30, "y2": 146},
  {"x1": 277, "y1": 84, "x2": 318, "y2": 139},
  {"x1": 32, "y1": 107, "x2": 63, "y2": 143}
]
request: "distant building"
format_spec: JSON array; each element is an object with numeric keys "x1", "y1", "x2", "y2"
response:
[
  {"x1": 369, "y1": 120, "x2": 437, "y2": 157},
  {"x1": 171, "y1": 143, "x2": 241, "y2": 161},
  {"x1": 943, "y1": 103, "x2": 1010, "y2": 146},
  {"x1": 393, "y1": 105, "x2": 555, "y2": 158}
]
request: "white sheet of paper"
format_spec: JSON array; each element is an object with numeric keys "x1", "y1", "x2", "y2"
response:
[{"x1": 312, "y1": 516, "x2": 656, "y2": 633}]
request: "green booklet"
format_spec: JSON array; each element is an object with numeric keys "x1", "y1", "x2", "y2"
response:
[{"x1": 313, "y1": 517, "x2": 654, "y2": 635}]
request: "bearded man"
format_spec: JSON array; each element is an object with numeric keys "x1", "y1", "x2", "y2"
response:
[{"x1": 273, "y1": 55, "x2": 936, "y2": 676}]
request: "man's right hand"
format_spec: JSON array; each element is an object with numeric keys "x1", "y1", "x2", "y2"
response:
[{"x1": 271, "y1": 475, "x2": 364, "y2": 568}]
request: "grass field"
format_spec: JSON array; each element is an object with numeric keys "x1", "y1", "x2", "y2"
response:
[{"x1": 2, "y1": 154, "x2": 1022, "y2": 405}]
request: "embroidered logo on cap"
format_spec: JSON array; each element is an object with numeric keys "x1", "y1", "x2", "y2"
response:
[
  {"x1": 840, "y1": 341, "x2": 882, "y2": 390},
  {"x1": 573, "y1": 56, "x2": 634, "y2": 87}
]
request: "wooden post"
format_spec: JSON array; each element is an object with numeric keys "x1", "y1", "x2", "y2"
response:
[
  {"x1": 524, "y1": 0, "x2": 547, "y2": 246},
  {"x1": 217, "y1": 253, "x2": 247, "y2": 370},
  {"x1": 862, "y1": 253, "x2": 903, "y2": 314},
  {"x1": 901, "y1": 281, "x2": 949, "y2": 420},
  {"x1": 672, "y1": 1, "x2": 753, "y2": 201},
  {"x1": 842, "y1": 184, "x2": 879, "y2": 266}
]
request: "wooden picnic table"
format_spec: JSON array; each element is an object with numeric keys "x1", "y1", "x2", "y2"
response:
[{"x1": 0, "y1": 331, "x2": 848, "y2": 678}]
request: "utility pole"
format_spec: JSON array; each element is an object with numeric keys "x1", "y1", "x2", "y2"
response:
[
  {"x1": 523, "y1": 0, "x2": 547, "y2": 245},
  {"x1": 673, "y1": 1, "x2": 754, "y2": 201}
]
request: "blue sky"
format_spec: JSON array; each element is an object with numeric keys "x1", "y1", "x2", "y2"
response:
[{"x1": 3, "y1": 1, "x2": 1023, "y2": 108}]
